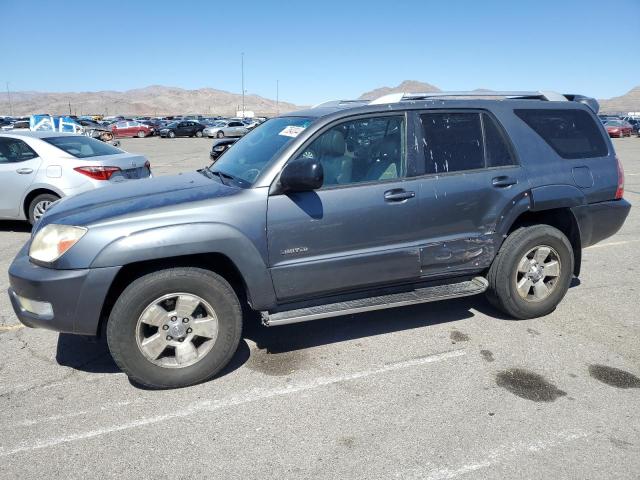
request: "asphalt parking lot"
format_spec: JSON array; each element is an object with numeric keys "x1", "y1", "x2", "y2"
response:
[{"x1": 0, "y1": 136, "x2": 639, "y2": 479}]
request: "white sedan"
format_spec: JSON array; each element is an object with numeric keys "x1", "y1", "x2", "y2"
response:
[
  {"x1": 0, "y1": 131, "x2": 151, "y2": 224},
  {"x1": 203, "y1": 120, "x2": 249, "y2": 138}
]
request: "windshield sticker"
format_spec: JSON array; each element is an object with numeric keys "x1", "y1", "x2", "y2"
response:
[{"x1": 279, "y1": 125, "x2": 306, "y2": 138}]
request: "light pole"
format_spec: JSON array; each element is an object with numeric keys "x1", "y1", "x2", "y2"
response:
[
  {"x1": 241, "y1": 52, "x2": 245, "y2": 117},
  {"x1": 6, "y1": 82, "x2": 13, "y2": 116}
]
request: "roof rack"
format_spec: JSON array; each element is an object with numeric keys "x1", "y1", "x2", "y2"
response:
[
  {"x1": 311, "y1": 99, "x2": 370, "y2": 109},
  {"x1": 369, "y1": 91, "x2": 599, "y2": 113}
]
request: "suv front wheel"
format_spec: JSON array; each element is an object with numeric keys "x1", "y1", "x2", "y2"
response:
[
  {"x1": 486, "y1": 225, "x2": 574, "y2": 319},
  {"x1": 107, "y1": 267, "x2": 242, "y2": 388}
]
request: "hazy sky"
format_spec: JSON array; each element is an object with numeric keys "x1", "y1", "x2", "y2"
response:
[{"x1": 3, "y1": 0, "x2": 639, "y2": 104}]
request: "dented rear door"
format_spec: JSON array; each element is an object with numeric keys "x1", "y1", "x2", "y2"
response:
[{"x1": 411, "y1": 110, "x2": 529, "y2": 277}]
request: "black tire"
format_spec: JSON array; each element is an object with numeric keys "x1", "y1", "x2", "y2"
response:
[
  {"x1": 168, "y1": 131, "x2": 176, "y2": 138},
  {"x1": 195, "y1": 130, "x2": 203, "y2": 138},
  {"x1": 486, "y1": 225, "x2": 574, "y2": 319},
  {"x1": 216, "y1": 130, "x2": 225, "y2": 138},
  {"x1": 28, "y1": 193, "x2": 59, "y2": 225},
  {"x1": 107, "y1": 267, "x2": 242, "y2": 389}
]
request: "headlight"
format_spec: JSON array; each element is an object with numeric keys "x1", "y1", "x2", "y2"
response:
[
  {"x1": 29, "y1": 224, "x2": 87, "y2": 263},
  {"x1": 213, "y1": 145, "x2": 226, "y2": 152}
]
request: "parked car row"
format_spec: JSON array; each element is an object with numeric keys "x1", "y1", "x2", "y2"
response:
[{"x1": 598, "y1": 114, "x2": 640, "y2": 138}]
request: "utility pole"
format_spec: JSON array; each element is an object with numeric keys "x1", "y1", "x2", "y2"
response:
[
  {"x1": 68, "y1": 101, "x2": 72, "y2": 115},
  {"x1": 276, "y1": 79, "x2": 279, "y2": 116},
  {"x1": 241, "y1": 52, "x2": 245, "y2": 117},
  {"x1": 6, "y1": 82, "x2": 13, "y2": 116}
]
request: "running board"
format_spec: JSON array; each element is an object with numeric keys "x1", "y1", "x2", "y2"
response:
[{"x1": 261, "y1": 277, "x2": 488, "y2": 327}]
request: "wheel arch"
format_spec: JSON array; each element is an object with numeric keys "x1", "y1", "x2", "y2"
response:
[
  {"x1": 23, "y1": 187, "x2": 63, "y2": 219},
  {"x1": 98, "y1": 252, "x2": 249, "y2": 337},
  {"x1": 505, "y1": 207, "x2": 582, "y2": 277}
]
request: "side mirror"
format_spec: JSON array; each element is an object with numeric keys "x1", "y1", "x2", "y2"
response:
[{"x1": 279, "y1": 158, "x2": 323, "y2": 192}]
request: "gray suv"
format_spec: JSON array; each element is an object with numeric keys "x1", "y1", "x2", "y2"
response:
[{"x1": 8, "y1": 91, "x2": 631, "y2": 388}]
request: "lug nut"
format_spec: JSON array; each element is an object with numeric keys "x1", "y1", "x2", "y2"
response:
[
  {"x1": 166, "y1": 335, "x2": 173, "y2": 341},
  {"x1": 162, "y1": 325, "x2": 169, "y2": 330},
  {"x1": 178, "y1": 338, "x2": 185, "y2": 342},
  {"x1": 171, "y1": 316, "x2": 177, "y2": 321},
  {"x1": 182, "y1": 318, "x2": 189, "y2": 323},
  {"x1": 186, "y1": 328, "x2": 192, "y2": 334}
]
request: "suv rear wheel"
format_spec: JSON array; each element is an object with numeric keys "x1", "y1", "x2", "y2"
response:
[
  {"x1": 486, "y1": 225, "x2": 574, "y2": 319},
  {"x1": 107, "y1": 267, "x2": 242, "y2": 389}
]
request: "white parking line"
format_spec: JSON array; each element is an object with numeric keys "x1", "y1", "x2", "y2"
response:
[
  {"x1": 0, "y1": 349, "x2": 466, "y2": 457},
  {"x1": 16, "y1": 400, "x2": 144, "y2": 427},
  {"x1": 586, "y1": 239, "x2": 640, "y2": 249},
  {"x1": 394, "y1": 430, "x2": 589, "y2": 479}
]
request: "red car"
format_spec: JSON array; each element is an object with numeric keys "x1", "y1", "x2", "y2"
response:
[
  {"x1": 604, "y1": 120, "x2": 633, "y2": 138},
  {"x1": 110, "y1": 120, "x2": 153, "y2": 138}
]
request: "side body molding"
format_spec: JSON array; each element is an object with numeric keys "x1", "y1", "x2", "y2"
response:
[{"x1": 90, "y1": 222, "x2": 277, "y2": 310}]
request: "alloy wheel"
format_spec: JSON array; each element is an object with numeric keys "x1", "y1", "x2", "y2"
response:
[
  {"x1": 135, "y1": 293, "x2": 219, "y2": 368},
  {"x1": 33, "y1": 200, "x2": 52, "y2": 221},
  {"x1": 515, "y1": 245, "x2": 561, "y2": 302}
]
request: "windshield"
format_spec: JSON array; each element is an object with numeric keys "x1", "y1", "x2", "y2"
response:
[
  {"x1": 166, "y1": 122, "x2": 178, "y2": 128},
  {"x1": 43, "y1": 135, "x2": 123, "y2": 158},
  {"x1": 209, "y1": 116, "x2": 314, "y2": 186},
  {"x1": 605, "y1": 120, "x2": 622, "y2": 126}
]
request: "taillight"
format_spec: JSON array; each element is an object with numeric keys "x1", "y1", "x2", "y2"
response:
[
  {"x1": 74, "y1": 166, "x2": 121, "y2": 181},
  {"x1": 615, "y1": 156, "x2": 625, "y2": 200}
]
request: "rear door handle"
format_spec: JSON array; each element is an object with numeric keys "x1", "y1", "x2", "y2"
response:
[
  {"x1": 384, "y1": 189, "x2": 415, "y2": 202},
  {"x1": 492, "y1": 176, "x2": 517, "y2": 188},
  {"x1": 16, "y1": 168, "x2": 33, "y2": 175}
]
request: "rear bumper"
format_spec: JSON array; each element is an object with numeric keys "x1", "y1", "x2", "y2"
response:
[
  {"x1": 8, "y1": 247, "x2": 120, "y2": 335},
  {"x1": 572, "y1": 199, "x2": 631, "y2": 248}
]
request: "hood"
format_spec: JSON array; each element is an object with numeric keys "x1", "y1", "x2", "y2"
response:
[{"x1": 37, "y1": 171, "x2": 239, "y2": 229}]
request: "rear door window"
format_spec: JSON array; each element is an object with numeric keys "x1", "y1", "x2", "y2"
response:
[
  {"x1": 482, "y1": 113, "x2": 516, "y2": 167},
  {"x1": 420, "y1": 112, "x2": 484, "y2": 174},
  {"x1": 514, "y1": 108, "x2": 608, "y2": 159}
]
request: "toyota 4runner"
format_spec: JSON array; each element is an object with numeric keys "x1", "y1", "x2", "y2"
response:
[{"x1": 8, "y1": 91, "x2": 631, "y2": 388}]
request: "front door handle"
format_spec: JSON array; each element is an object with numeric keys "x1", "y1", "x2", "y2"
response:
[
  {"x1": 384, "y1": 189, "x2": 415, "y2": 202},
  {"x1": 16, "y1": 168, "x2": 33, "y2": 175},
  {"x1": 492, "y1": 176, "x2": 517, "y2": 188}
]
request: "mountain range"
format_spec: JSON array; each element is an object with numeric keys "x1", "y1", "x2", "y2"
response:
[
  {"x1": 1, "y1": 81, "x2": 638, "y2": 117},
  {"x1": 0, "y1": 85, "x2": 298, "y2": 117}
]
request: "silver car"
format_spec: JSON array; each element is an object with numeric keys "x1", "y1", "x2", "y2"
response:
[
  {"x1": 0, "y1": 131, "x2": 151, "y2": 224},
  {"x1": 203, "y1": 120, "x2": 249, "y2": 138}
]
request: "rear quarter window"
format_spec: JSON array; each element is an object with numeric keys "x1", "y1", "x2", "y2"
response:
[{"x1": 514, "y1": 108, "x2": 608, "y2": 159}]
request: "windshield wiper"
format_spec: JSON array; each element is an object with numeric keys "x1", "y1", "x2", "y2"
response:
[
  {"x1": 205, "y1": 169, "x2": 229, "y2": 185},
  {"x1": 209, "y1": 169, "x2": 250, "y2": 188}
]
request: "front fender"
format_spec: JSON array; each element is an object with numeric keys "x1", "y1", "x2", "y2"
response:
[{"x1": 90, "y1": 222, "x2": 277, "y2": 309}]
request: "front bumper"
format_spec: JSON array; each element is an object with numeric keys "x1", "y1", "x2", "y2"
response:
[{"x1": 8, "y1": 246, "x2": 120, "y2": 335}]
